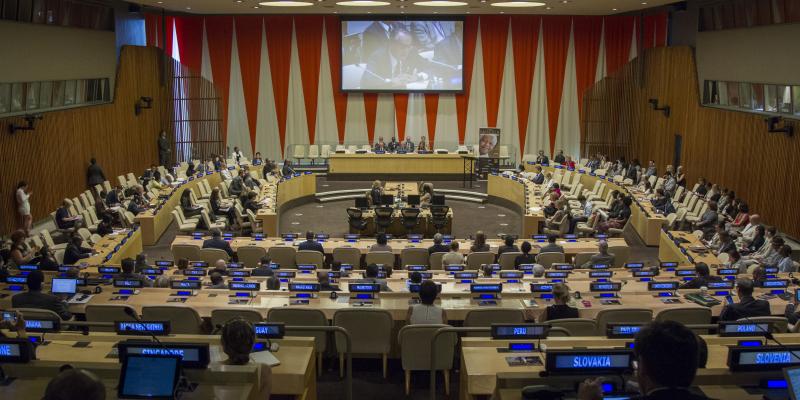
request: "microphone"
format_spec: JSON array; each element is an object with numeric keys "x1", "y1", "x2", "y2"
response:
[{"x1": 123, "y1": 307, "x2": 167, "y2": 349}]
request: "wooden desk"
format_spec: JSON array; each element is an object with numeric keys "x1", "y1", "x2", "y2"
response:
[
  {"x1": 255, "y1": 173, "x2": 316, "y2": 236},
  {"x1": 463, "y1": 335, "x2": 800, "y2": 400},
  {"x1": 659, "y1": 230, "x2": 724, "y2": 266},
  {"x1": 80, "y1": 228, "x2": 143, "y2": 266},
  {"x1": 135, "y1": 172, "x2": 224, "y2": 245},
  {"x1": 328, "y1": 153, "x2": 466, "y2": 176},
  {"x1": 383, "y1": 181, "x2": 419, "y2": 197},
  {"x1": 487, "y1": 174, "x2": 544, "y2": 238},
  {"x1": 0, "y1": 333, "x2": 316, "y2": 400}
]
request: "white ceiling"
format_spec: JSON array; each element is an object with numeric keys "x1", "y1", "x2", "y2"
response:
[{"x1": 143, "y1": 0, "x2": 678, "y2": 16}]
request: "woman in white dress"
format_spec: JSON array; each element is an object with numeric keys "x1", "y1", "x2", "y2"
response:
[{"x1": 15, "y1": 181, "x2": 32, "y2": 235}]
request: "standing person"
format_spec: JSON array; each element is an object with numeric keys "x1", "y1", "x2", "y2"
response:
[
  {"x1": 15, "y1": 181, "x2": 32, "y2": 235},
  {"x1": 158, "y1": 131, "x2": 170, "y2": 166},
  {"x1": 86, "y1": 158, "x2": 106, "y2": 189}
]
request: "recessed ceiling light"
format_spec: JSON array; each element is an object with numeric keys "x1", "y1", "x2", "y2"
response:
[
  {"x1": 157, "y1": 1, "x2": 162, "y2": 3},
  {"x1": 414, "y1": 0, "x2": 467, "y2": 5},
  {"x1": 336, "y1": 0, "x2": 390, "y2": 5},
  {"x1": 253, "y1": 5, "x2": 260, "y2": 8},
  {"x1": 185, "y1": 6, "x2": 191, "y2": 9},
  {"x1": 259, "y1": 0, "x2": 313, "y2": 5},
  {"x1": 399, "y1": 4, "x2": 405, "y2": 7},
  {"x1": 491, "y1": 1, "x2": 545, "y2": 7},
  {"x1": 612, "y1": 7, "x2": 617, "y2": 10},
  {"x1": 560, "y1": 0, "x2": 568, "y2": 3},
  {"x1": 546, "y1": 6, "x2": 551, "y2": 9}
]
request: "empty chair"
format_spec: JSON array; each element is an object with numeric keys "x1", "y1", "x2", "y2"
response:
[
  {"x1": 365, "y1": 252, "x2": 395, "y2": 269},
  {"x1": 595, "y1": 308, "x2": 653, "y2": 336},
  {"x1": 320, "y1": 144, "x2": 332, "y2": 163},
  {"x1": 292, "y1": 144, "x2": 306, "y2": 163},
  {"x1": 429, "y1": 252, "x2": 446, "y2": 270},
  {"x1": 268, "y1": 308, "x2": 329, "y2": 375},
  {"x1": 547, "y1": 318, "x2": 597, "y2": 337},
  {"x1": 332, "y1": 247, "x2": 361, "y2": 268},
  {"x1": 536, "y1": 252, "x2": 565, "y2": 269},
  {"x1": 400, "y1": 247, "x2": 429, "y2": 268},
  {"x1": 238, "y1": 246, "x2": 267, "y2": 268},
  {"x1": 398, "y1": 324, "x2": 457, "y2": 395},
  {"x1": 607, "y1": 245, "x2": 630, "y2": 268},
  {"x1": 40, "y1": 230, "x2": 67, "y2": 251},
  {"x1": 374, "y1": 206, "x2": 394, "y2": 234},
  {"x1": 199, "y1": 248, "x2": 230, "y2": 264},
  {"x1": 201, "y1": 210, "x2": 226, "y2": 231},
  {"x1": 142, "y1": 306, "x2": 204, "y2": 334},
  {"x1": 334, "y1": 309, "x2": 393, "y2": 378},
  {"x1": 573, "y1": 252, "x2": 594, "y2": 267},
  {"x1": 210, "y1": 309, "x2": 263, "y2": 329},
  {"x1": 171, "y1": 244, "x2": 201, "y2": 261},
  {"x1": 296, "y1": 250, "x2": 324, "y2": 268},
  {"x1": 463, "y1": 309, "x2": 525, "y2": 337},
  {"x1": 85, "y1": 305, "x2": 138, "y2": 332},
  {"x1": 466, "y1": 252, "x2": 495, "y2": 270},
  {"x1": 655, "y1": 308, "x2": 712, "y2": 334},
  {"x1": 307, "y1": 145, "x2": 320, "y2": 164},
  {"x1": 268, "y1": 246, "x2": 297, "y2": 269},
  {"x1": 172, "y1": 210, "x2": 197, "y2": 233},
  {"x1": 497, "y1": 252, "x2": 522, "y2": 270},
  {"x1": 347, "y1": 208, "x2": 367, "y2": 234}
]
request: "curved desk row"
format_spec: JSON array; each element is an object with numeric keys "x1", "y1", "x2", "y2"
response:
[
  {"x1": 254, "y1": 173, "x2": 316, "y2": 237},
  {"x1": 487, "y1": 174, "x2": 545, "y2": 238}
]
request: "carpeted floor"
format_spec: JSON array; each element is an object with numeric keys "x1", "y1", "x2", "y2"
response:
[{"x1": 140, "y1": 175, "x2": 659, "y2": 399}]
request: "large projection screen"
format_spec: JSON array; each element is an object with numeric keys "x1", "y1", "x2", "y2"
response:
[{"x1": 341, "y1": 18, "x2": 464, "y2": 93}]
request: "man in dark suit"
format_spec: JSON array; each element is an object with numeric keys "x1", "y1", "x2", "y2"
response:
[
  {"x1": 202, "y1": 229, "x2": 235, "y2": 258},
  {"x1": 158, "y1": 131, "x2": 170, "y2": 166},
  {"x1": 298, "y1": 231, "x2": 324, "y2": 253},
  {"x1": 361, "y1": 29, "x2": 452, "y2": 90},
  {"x1": 678, "y1": 262, "x2": 722, "y2": 290},
  {"x1": 428, "y1": 233, "x2": 449, "y2": 255},
  {"x1": 252, "y1": 256, "x2": 275, "y2": 277},
  {"x1": 360, "y1": 21, "x2": 393, "y2": 64},
  {"x1": 718, "y1": 277, "x2": 771, "y2": 321},
  {"x1": 118, "y1": 257, "x2": 151, "y2": 286},
  {"x1": 86, "y1": 158, "x2": 106, "y2": 188},
  {"x1": 538, "y1": 235, "x2": 564, "y2": 254},
  {"x1": 530, "y1": 165, "x2": 545, "y2": 185},
  {"x1": 577, "y1": 321, "x2": 709, "y2": 400},
  {"x1": 12, "y1": 270, "x2": 72, "y2": 320}
]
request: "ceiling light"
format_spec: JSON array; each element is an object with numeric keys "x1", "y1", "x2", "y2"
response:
[
  {"x1": 336, "y1": 0, "x2": 390, "y2": 5},
  {"x1": 491, "y1": 1, "x2": 545, "y2": 7},
  {"x1": 259, "y1": 0, "x2": 313, "y2": 5},
  {"x1": 253, "y1": 5, "x2": 260, "y2": 7},
  {"x1": 612, "y1": 7, "x2": 617, "y2": 10},
  {"x1": 414, "y1": 0, "x2": 467, "y2": 5},
  {"x1": 185, "y1": 6, "x2": 191, "y2": 9}
]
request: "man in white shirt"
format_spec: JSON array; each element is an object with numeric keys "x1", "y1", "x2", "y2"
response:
[
  {"x1": 231, "y1": 146, "x2": 244, "y2": 164},
  {"x1": 735, "y1": 214, "x2": 760, "y2": 245},
  {"x1": 441, "y1": 241, "x2": 464, "y2": 267}
]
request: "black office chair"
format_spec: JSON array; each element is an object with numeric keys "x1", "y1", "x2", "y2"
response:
[
  {"x1": 430, "y1": 205, "x2": 450, "y2": 233},
  {"x1": 347, "y1": 207, "x2": 367, "y2": 233},
  {"x1": 374, "y1": 206, "x2": 394, "y2": 235},
  {"x1": 400, "y1": 207, "x2": 421, "y2": 236},
  {"x1": 521, "y1": 386, "x2": 564, "y2": 400}
]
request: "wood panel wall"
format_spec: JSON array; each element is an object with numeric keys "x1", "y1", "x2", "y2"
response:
[
  {"x1": 0, "y1": 46, "x2": 166, "y2": 236},
  {"x1": 582, "y1": 46, "x2": 800, "y2": 238}
]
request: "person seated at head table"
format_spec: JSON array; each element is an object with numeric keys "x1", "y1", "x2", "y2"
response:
[
  {"x1": 401, "y1": 137, "x2": 414, "y2": 152},
  {"x1": 428, "y1": 233, "x2": 449, "y2": 255},
  {"x1": 252, "y1": 256, "x2": 275, "y2": 277},
  {"x1": 373, "y1": 136, "x2": 387, "y2": 152},
  {"x1": 470, "y1": 231, "x2": 490, "y2": 253},
  {"x1": 417, "y1": 136, "x2": 428, "y2": 152},
  {"x1": 407, "y1": 280, "x2": 447, "y2": 324},
  {"x1": 43, "y1": 367, "x2": 106, "y2": 400},
  {"x1": 497, "y1": 235, "x2": 519, "y2": 256},
  {"x1": 542, "y1": 283, "x2": 579, "y2": 322},
  {"x1": 553, "y1": 149, "x2": 565, "y2": 164},
  {"x1": 442, "y1": 241, "x2": 464, "y2": 267},
  {"x1": 266, "y1": 276, "x2": 281, "y2": 290},
  {"x1": 564, "y1": 155, "x2": 576, "y2": 169},
  {"x1": 514, "y1": 241, "x2": 537, "y2": 267},
  {"x1": 202, "y1": 229, "x2": 235, "y2": 259},
  {"x1": 678, "y1": 262, "x2": 721, "y2": 290},
  {"x1": 118, "y1": 257, "x2": 153, "y2": 286},
  {"x1": 387, "y1": 137, "x2": 398, "y2": 152},
  {"x1": 208, "y1": 271, "x2": 227, "y2": 289},
  {"x1": 12, "y1": 270, "x2": 72, "y2": 320},
  {"x1": 252, "y1": 151, "x2": 263, "y2": 166},
  {"x1": 220, "y1": 318, "x2": 272, "y2": 399},
  {"x1": 298, "y1": 231, "x2": 325, "y2": 253},
  {"x1": 369, "y1": 233, "x2": 392, "y2": 253},
  {"x1": 63, "y1": 235, "x2": 93, "y2": 266},
  {"x1": 318, "y1": 270, "x2": 340, "y2": 291},
  {"x1": 580, "y1": 240, "x2": 615, "y2": 269},
  {"x1": 535, "y1": 150, "x2": 548, "y2": 164},
  {"x1": 578, "y1": 321, "x2": 710, "y2": 400},
  {"x1": 358, "y1": 264, "x2": 392, "y2": 292},
  {"x1": 718, "y1": 276, "x2": 771, "y2": 321}
]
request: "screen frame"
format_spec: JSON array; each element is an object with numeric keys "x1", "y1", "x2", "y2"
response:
[
  {"x1": 339, "y1": 15, "x2": 466, "y2": 94},
  {"x1": 117, "y1": 353, "x2": 182, "y2": 399}
]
